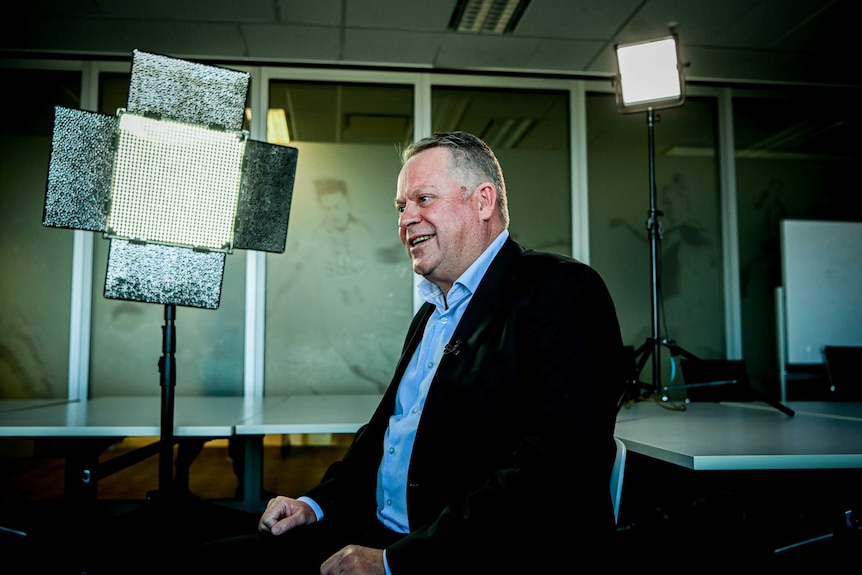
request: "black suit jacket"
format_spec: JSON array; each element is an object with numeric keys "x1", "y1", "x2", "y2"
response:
[{"x1": 304, "y1": 237, "x2": 626, "y2": 573}]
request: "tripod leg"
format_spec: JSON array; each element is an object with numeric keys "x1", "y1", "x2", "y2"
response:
[
  {"x1": 174, "y1": 438, "x2": 206, "y2": 495},
  {"x1": 629, "y1": 339, "x2": 662, "y2": 400},
  {"x1": 633, "y1": 339, "x2": 655, "y2": 378},
  {"x1": 663, "y1": 339, "x2": 700, "y2": 361}
]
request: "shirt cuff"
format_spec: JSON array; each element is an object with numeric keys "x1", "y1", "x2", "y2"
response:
[{"x1": 296, "y1": 495, "x2": 324, "y2": 521}]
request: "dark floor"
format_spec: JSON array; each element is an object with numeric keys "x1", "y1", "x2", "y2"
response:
[
  {"x1": 1, "y1": 436, "x2": 350, "y2": 574},
  {"x1": 2, "y1": 437, "x2": 861, "y2": 573},
  {"x1": 614, "y1": 452, "x2": 862, "y2": 570}
]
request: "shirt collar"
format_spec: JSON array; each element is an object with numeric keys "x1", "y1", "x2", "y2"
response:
[{"x1": 417, "y1": 229, "x2": 509, "y2": 309}]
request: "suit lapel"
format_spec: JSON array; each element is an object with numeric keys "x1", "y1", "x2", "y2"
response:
[
  {"x1": 381, "y1": 237, "x2": 526, "y2": 406},
  {"x1": 443, "y1": 238, "x2": 524, "y2": 359}
]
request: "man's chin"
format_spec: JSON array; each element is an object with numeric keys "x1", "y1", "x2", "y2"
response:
[{"x1": 411, "y1": 259, "x2": 433, "y2": 277}]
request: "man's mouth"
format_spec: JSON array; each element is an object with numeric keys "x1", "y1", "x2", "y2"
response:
[{"x1": 410, "y1": 235, "x2": 432, "y2": 247}]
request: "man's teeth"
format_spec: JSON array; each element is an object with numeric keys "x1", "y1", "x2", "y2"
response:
[{"x1": 411, "y1": 235, "x2": 431, "y2": 246}]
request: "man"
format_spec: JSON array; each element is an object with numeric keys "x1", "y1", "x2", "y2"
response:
[{"x1": 196, "y1": 130, "x2": 626, "y2": 574}]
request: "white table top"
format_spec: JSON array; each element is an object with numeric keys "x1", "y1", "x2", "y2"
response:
[
  {"x1": 0, "y1": 398, "x2": 76, "y2": 412},
  {"x1": 234, "y1": 394, "x2": 381, "y2": 435},
  {"x1": 0, "y1": 396, "x2": 282, "y2": 437},
  {"x1": 1, "y1": 394, "x2": 380, "y2": 511},
  {"x1": 614, "y1": 400, "x2": 862, "y2": 471},
  {"x1": 0, "y1": 394, "x2": 381, "y2": 438}
]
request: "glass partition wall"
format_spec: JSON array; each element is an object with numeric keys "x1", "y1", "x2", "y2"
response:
[
  {"x1": 1, "y1": 56, "x2": 859, "y2": 406},
  {"x1": 432, "y1": 86, "x2": 573, "y2": 256},
  {"x1": 733, "y1": 89, "x2": 861, "y2": 399},
  {"x1": 262, "y1": 78, "x2": 575, "y2": 397},
  {"x1": 0, "y1": 66, "x2": 81, "y2": 399},
  {"x1": 587, "y1": 92, "x2": 723, "y2": 395},
  {"x1": 263, "y1": 79, "x2": 415, "y2": 397},
  {"x1": 88, "y1": 72, "x2": 251, "y2": 398}
]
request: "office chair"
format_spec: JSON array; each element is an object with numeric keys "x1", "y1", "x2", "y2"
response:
[
  {"x1": 611, "y1": 437, "x2": 626, "y2": 525},
  {"x1": 824, "y1": 346, "x2": 862, "y2": 401}
]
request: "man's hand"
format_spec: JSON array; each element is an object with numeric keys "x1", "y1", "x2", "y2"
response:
[
  {"x1": 258, "y1": 496, "x2": 317, "y2": 536},
  {"x1": 320, "y1": 545, "x2": 385, "y2": 575}
]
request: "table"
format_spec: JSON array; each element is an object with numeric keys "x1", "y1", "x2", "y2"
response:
[
  {"x1": 0, "y1": 399, "x2": 76, "y2": 413},
  {"x1": 0, "y1": 397, "x2": 281, "y2": 437},
  {"x1": 234, "y1": 394, "x2": 381, "y2": 435},
  {"x1": 0, "y1": 394, "x2": 382, "y2": 510},
  {"x1": 724, "y1": 400, "x2": 862, "y2": 422},
  {"x1": 614, "y1": 400, "x2": 862, "y2": 471},
  {"x1": 233, "y1": 394, "x2": 381, "y2": 510},
  {"x1": 0, "y1": 397, "x2": 284, "y2": 502},
  {"x1": 614, "y1": 399, "x2": 862, "y2": 557}
]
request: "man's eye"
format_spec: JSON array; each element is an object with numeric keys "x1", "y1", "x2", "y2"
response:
[{"x1": 396, "y1": 205, "x2": 405, "y2": 213}]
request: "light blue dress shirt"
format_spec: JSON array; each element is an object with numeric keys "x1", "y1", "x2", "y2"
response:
[
  {"x1": 302, "y1": 230, "x2": 509, "y2": 575},
  {"x1": 377, "y1": 230, "x2": 508, "y2": 574}
]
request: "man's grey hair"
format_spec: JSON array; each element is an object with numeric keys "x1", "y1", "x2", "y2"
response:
[{"x1": 401, "y1": 131, "x2": 509, "y2": 228}]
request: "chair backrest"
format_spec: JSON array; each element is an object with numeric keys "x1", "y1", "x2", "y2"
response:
[
  {"x1": 824, "y1": 345, "x2": 862, "y2": 401},
  {"x1": 610, "y1": 437, "x2": 626, "y2": 524}
]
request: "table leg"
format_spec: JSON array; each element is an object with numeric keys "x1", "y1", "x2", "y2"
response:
[
  {"x1": 62, "y1": 437, "x2": 119, "y2": 501},
  {"x1": 238, "y1": 435, "x2": 264, "y2": 512}
]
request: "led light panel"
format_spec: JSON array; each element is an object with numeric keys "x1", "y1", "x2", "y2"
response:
[
  {"x1": 43, "y1": 50, "x2": 297, "y2": 309},
  {"x1": 107, "y1": 110, "x2": 246, "y2": 252},
  {"x1": 615, "y1": 36, "x2": 684, "y2": 113}
]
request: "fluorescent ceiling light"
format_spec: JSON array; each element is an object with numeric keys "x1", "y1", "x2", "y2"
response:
[{"x1": 450, "y1": 0, "x2": 531, "y2": 34}]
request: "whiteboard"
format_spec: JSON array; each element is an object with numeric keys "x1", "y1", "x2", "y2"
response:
[{"x1": 781, "y1": 220, "x2": 862, "y2": 364}]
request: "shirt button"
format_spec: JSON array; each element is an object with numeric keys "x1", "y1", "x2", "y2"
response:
[
  {"x1": 441, "y1": 317, "x2": 448, "y2": 324},
  {"x1": 388, "y1": 447, "x2": 395, "y2": 454},
  {"x1": 387, "y1": 499, "x2": 392, "y2": 506},
  {"x1": 427, "y1": 361, "x2": 434, "y2": 369},
  {"x1": 412, "y1": 407, "x2": 419, "y2": 414}
]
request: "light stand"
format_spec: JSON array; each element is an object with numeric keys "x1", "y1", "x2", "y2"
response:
[
  {"x1": 613, "y1": 35, "x2": 792, "y2": 416},
  {"x1": 631, "y1": 107, "x2": 700, "y2": 399},
  {"x1": 158, "y1": 304, "x2": 177, "y2": 496},
  {"x1": 613, "y1": 33, "x2": 692, "y2": 399},
  {"x1": 43, "y1": 50, "x2": 299, "y2": 505}
]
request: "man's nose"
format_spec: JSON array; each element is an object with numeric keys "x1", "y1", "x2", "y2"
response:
[{"x1": 398, "y1": 204, "x2": 418, "y2": 227}]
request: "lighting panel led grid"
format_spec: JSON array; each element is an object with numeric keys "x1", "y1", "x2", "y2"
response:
[
  {"x1": 107, "y1": 110, "x2": 247, "y2": 252},
  {"x1": 616, "y1": 36, "x2": 683, "y2": 110}
]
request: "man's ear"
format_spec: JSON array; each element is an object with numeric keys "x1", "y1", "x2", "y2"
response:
[{"x1": 475, "y1": 182, "x2": 497, "y2": 221}]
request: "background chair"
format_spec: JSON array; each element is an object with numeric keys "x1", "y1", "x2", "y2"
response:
[
  {"x1": 611, "y1": 437, "x2": 626, "y2": 525},
  {"x1": 824, "y1": 346, "x2": 862, "y2": 401}
]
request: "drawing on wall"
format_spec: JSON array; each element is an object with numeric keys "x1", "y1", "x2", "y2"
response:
[
  {"x1": 0, "y1": 317, "x2": 54, "y2": 398},
  {"x1": 270, "y1": 177, "x2": 406, "y2": 394},
  {"x1": 609, "y1": 172, "x2": 711, "y2": 299}
]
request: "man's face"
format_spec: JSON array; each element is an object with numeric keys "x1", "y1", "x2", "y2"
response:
[
  {"x1": 395, "y1": 147, "x2": 493, "y2": 293},
  {"x1": 318, "y1": 191, "x2": 350, "y2": 232}
]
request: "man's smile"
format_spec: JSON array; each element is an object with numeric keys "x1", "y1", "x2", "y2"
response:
[{"x1": 409, "y1": 234, "x2": 433, "y2": 247}]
